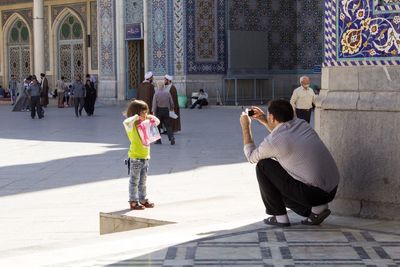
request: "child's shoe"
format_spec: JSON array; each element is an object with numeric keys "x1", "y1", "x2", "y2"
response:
[
  {"x1": 140, "y1": 200, "x2": 155, "y2": 208},
  {"x1": 129, "y1": 201, "x2": 145, "y2": 210}
]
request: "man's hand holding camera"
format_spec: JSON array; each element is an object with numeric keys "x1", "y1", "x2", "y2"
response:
[
  {"x1": 240, "y1": 106, "x2": 265, "y2": 145},
  {"x1": 240, "y1": 106, "x2": 275, "y2": 146},
  {"x1": 241, "y1": 106, "x2": 269, "y2": 127}
]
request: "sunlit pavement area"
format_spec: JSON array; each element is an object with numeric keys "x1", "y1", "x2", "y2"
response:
[{"x1": 1, "y1": 104, "x2": 399, "y2": 267}]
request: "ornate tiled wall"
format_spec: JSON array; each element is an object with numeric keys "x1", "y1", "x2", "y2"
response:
[
  {"x1": 51, "y1": 4, "x2": 87, "y2": 26},
  {"x1": 173, "y1": 0, "x2": 185, "y2": 76},
  {"x1": 268, "y1": 1, "x2": 298, "y2": 70},
  {"x1": 0, "y1": 0, "x2": 30, "y2": 5},
  {"x1": 324, "y1": 0, "x2": 400, "y2": 66},
  {"x1": 227, "y1": 0, "x2": 324, "y2": 71},
  {"x1": 98, "y1": 0, "x2": 116, "y2": 79},
  {"x1": 2, "y1": 9, "x2": 33, "y2": 74},
  {"x1": 125, "y1": 0, "x2": 143, "y2": 24},
  {"x1": 296, "y1": 0, "x2": 324, "y2": 70},
  {"x1": 149, "y1": 0, "x2": 174, "y2": 75},
  {"x1": 186, "y1": 0, "x2": 226, "y2": 74},
  {"x1": 229, "y1": 1, "x2": 268, "y2": 31},
  {"x1": 2, "y1": 9, "x2": 32, "y2": 28},
  {"x1": 270, "y1": 0, "x2": 324, "y2": 71},
  {"x1": 90, "y1": 1, "x2": 98, "y2": 70}
]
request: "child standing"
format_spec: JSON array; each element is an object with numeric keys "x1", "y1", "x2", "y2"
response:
[{"x1": 123, "y1": 100, "x2": 160, "y2": 210}]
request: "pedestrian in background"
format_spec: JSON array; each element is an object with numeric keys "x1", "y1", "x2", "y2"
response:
[
  {"x1": 26, "y1": 76, "x2": 43, "y2": 119},
  {"x1": 84, "y1": 79, "x2": 96, "y2": 116},
  {"x1": 56, "y1": 76, "x2": 67, "y2": 108},
  {"x1": 290, "y1": 76, "x2": 316, "y2": 123},
  {"x1": 71, "y1": 75, "x2": 85, "y2": 117},
  {"x1": 152, "y1": 80, "x2": 175, "y2": 145},
  {"x1": 8, "y1": 74, "x2": 18, "y2": 105},
  {"x1": 40, "y1": 73, "x2": 49, "y2": 108},
  {"x1": 12, "y1": 76, "x2": 31, "y2": 112},
  {"x1": 164, "y1": 75, "x2": 181, "y2": 132},
  {"x1": 137, "y1": 71, "x2": 155, "y2": 111}
]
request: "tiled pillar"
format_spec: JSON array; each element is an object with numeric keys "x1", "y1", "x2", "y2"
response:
[
  {"x1": 115, "y1": 0, "x2": 125, "y2": 100},
  {"x1": 97, "y1": 0, "x2": 117, "y2": 100},
  {"x1": 318, "y1": 0, "x2": 400, "y2": 220},
  {"x1": 33, "y1": 0, "x2": 45, "y2": 77},
  {"x1": 143, "y1": 0, "x2": 149, "y2": 74}
]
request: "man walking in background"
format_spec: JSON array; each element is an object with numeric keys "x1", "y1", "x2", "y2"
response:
[
  {"x1": 71, "y1": 75, "x2": 85, "y2": 118},
  {"x1": 40, "y1": 73, "x2": 49, "y2": 108},
  {"x1": 26, "y1": 76, "x2": 43, "y2": 119},
  {"x1": 137, "y1": 71, "x2": 155, "y2": 112},
  {"x1": 290, "y1": 76, "x2": 316, "y2": 123},
  {"x1": 152, "y1": 80, "x2": 175, "y2": 145},
  {"x1": 164, "y1": 75, "x2": 181, "y2": 132},
  {"x1": 9, "y1": 74, "x2": 18, "y2": 105}
]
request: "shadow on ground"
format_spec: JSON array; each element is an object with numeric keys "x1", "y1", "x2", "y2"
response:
[{"x1": 0, "y1": 105, "x2": 267, "y2": 197}]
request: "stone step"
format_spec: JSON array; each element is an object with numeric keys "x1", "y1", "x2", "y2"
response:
[
  {"x1": 0, "y1": 98, "x2": 11, "y2": 105},
  {"x1": 99, "y1": 212, "x2": 174, "y2": 235}
]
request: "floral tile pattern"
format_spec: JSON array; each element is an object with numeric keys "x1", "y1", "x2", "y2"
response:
[{"x1": 325, "y1": 0, "x2": 400, "y2": 66}]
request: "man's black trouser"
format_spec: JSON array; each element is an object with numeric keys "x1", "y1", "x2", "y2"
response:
[
  {"x1": 256, "y1": 158, "x2": 337, "y2": 217},
  {"x1": 74, "y1": 97, "x2": 85, "y2": 116},
  {"x1": 30, "y1": 96, "x2": 43, "y2": 118},
  {"x1": 156, "y1": 107, "x2": 174, "y2": 141},
  {"x1": 295, "y1": 108, "x2": 312, "y2": 123}
]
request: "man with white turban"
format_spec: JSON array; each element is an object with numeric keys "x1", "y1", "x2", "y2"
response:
[
  {"x1": 164, "y1": 74, "x2": 181, "y2": 132},
  {"x1": 137, "y1": 71, "x2": 155, "y2": 111}
]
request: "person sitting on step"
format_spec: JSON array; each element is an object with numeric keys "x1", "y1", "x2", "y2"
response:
[{"x1": 190, "y1": 89, "x2": 208, "y2": 109}]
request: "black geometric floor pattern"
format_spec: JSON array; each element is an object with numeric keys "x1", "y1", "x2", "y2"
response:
[{"x1": 104, "y1": 225, "x2": 400, "y2": 267}]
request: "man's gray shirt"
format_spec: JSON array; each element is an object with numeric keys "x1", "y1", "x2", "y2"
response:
[
  {"x1": 72, "y1": 81, "x2": 85, "y2": 97},
  {"x1": 152, "y1": 88, "x2": 174, "y2": 114},
  {"x1": 26, "y1": 83, "x2": 42, "y2": 97},
  {"x1": 244, "y1": 118, "x2": 339, "y2": 192},
  {"x1": 9, "y1": 79, "x2": 18, "y2": 90}
]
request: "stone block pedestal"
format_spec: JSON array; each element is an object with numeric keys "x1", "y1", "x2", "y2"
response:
[{"x1": 317, "y1": 66, "x2": 400, "y2": 220}]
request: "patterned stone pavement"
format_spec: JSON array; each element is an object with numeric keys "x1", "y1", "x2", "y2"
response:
[{"x1": 96, "y1": 217, "x2": 400, "y2": 267}]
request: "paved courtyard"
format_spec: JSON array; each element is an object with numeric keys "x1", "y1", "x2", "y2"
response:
[{"x1": 0, "y1": 103, "x2": 399, "y2": 267}]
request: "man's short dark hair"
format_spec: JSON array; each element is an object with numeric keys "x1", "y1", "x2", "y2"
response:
[{"x1": 267, "y1": 99, "x2": 294, "y2": 123}]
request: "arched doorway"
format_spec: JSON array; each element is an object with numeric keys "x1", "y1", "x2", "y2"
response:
[
  {"x1": 57, "y1": 14, "x2": 84, "y2": 83},
  {"x1": 8, "y1": 19, "x2": 31, "y2": 82}
]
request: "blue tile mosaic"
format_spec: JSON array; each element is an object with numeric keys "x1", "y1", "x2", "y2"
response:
[
  {"x1": 185, "y1": 0, "x2": 227, "y2": 74},
  {"x1": 229, "y1": 0, "x2": 268, "y2": 32},
  {"x1": 98, "y1": 0, "x2": 116, "y2": 78},
  {"x1": 151, "y1": 0, "x2": 168, "y2": 75},
  {"x1": 227, "y1": 0, "x2": 324, "y2": 71},
  {"x1": 325, "y1": 0, "x2": 400, "y2": 66},
  {"x1": 125, "y1": 0, "x2": 143, "y2": 24}
]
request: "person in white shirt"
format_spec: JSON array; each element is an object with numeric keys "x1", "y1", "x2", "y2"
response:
[
  {"x1": 190, "y1": 89, "x2": 208, "y2": 109},
  {"x1": 290, "y1": 76, "x2": 316, "y2": 123},
  {"x1": 240, "y1": 99, "x2": 339, "y2": 227}
]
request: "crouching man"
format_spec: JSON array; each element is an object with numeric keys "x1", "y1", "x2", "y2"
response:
[{"x1": 240, "y1": 99, "x2": 339, "y2": 226}]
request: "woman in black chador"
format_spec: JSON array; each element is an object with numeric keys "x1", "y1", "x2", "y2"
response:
[{"x1": 84, "y1": 79, "x2": 96, "y2": 116}]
